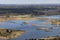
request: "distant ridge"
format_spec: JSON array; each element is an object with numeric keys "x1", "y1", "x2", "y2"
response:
[{"x1": 0, "y1": 4, "x2": 60, "y2": 8}]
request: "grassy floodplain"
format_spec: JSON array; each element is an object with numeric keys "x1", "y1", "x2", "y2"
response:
[
  {"x1": 0, "y1": 15, "x2": 49, "y2": 21},
  {"x1": 0, "y1": 28, "x2": 25, "y2": 39}
]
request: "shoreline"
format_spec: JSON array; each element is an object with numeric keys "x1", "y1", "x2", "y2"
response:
[
  {"x1": 0, "y1": 28, "x2": 25, "y2": 39},
  {"x1": 0, "y1": 17, "x2": 50, "y2": 22}
]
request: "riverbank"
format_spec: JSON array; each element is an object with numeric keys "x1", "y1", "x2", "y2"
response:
[
  {"x1": 0, "y1": 28, "x2": 25, "y2": 39},
  {"x1": 44, "y1": 19, "x2": 60, "y2": 25},
  {"x1": 0, "y1": 16, "x2": 50, "y2": 22}
]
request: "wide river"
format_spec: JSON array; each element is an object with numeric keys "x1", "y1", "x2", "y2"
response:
[{"x1": 0, "y1": 15, "x2": 60, "y2": 40}]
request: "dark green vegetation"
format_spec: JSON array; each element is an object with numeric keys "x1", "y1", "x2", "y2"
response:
[{"x1": 0, "y1": 4, "x2": 60, "y2": 16}]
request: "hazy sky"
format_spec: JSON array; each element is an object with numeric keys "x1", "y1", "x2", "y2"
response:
[{"x1": 0, "y1": 0, "x2": 60, "y2": 4}]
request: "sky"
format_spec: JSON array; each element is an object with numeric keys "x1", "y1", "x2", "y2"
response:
[{"x1": 0, "y1": 0, "x2": 60, "y2": 4}]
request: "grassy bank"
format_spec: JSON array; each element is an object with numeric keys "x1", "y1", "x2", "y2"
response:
[
  {"x1": 0, "y1": 15, "x2": 50, "y2": 22},
  {"x1": 0, "y1": 28, "x2": 25, "y2": 39}
]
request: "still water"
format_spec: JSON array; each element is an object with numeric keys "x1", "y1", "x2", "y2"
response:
[{"x1": 0, "y1": 15, "x2": 60, "y2": 40}]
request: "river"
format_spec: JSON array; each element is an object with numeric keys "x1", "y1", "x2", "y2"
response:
[{"x1": 0, "y1": 15, "x2": 60, "y2": 40}]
